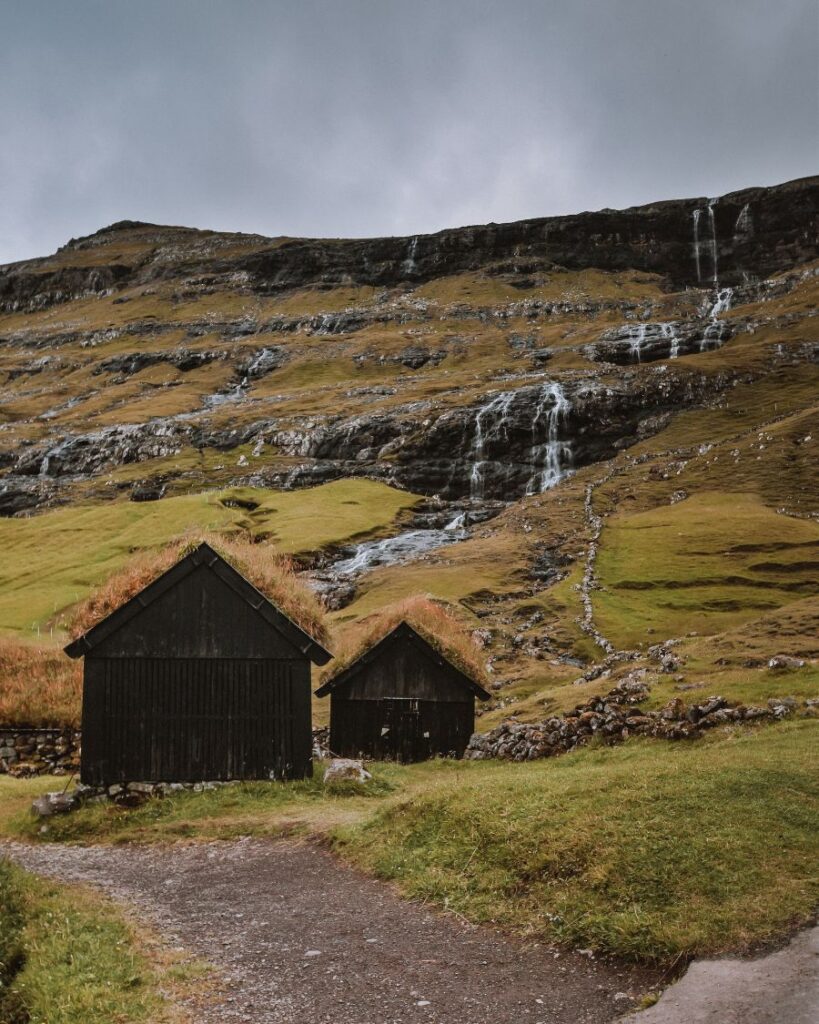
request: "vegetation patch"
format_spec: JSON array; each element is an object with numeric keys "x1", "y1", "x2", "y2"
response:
[
  {"x1": 8, "y1": 773, "x2": 396, "y2": 845},
  {"x1": 0, "y1": 638, "x2": 82, "y2": 727},
  {"x1": 0, "y1": 479, "x2": 420, "y2": 638},
  {"x1": 0, "y1": 858, "x2": 182, "y2": 1023},
  {"x1": 594, "y1": 492, "x2": 819, "y2": 648},
  {"x1": 336, "y1": 722, "x2": 819, "y2": 960}
]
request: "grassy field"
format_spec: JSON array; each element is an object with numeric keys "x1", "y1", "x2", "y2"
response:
[
  {"x1": 594, "y1": 491, "x2": 819, "y2": 648},
  {"x1": 0, "y1": 479, "x2": 420, "y2": 638},
  {"x1": 0, "y1": 857, "x2": 199, "y2": 1023}
]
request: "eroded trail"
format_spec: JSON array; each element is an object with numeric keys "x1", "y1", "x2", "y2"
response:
[{"x1": 2, "y1": 838, "x2": 660, "y2": 1024}]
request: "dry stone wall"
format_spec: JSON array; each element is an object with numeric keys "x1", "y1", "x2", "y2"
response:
[{"x1": 0, "y1": 727, "x2": 80, "y2": 776}]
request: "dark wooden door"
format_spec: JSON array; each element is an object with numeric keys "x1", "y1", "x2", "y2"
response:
[{"x1": 377, "y1": 698, "x2": 431, "y2": 762}]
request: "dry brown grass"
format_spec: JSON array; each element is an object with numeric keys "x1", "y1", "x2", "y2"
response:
[
  {"x1": 68, "y1": 531, "x2": 331, "y2": 646},
  {"x1": 321, "y1": 596, "x2": 488, "y2": 688},
  {"x1": 0, "y1": 638, "x2": 82, "y2": 727}
]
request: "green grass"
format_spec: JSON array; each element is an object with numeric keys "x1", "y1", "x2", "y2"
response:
[
  {"x1": 0, "y1": 479, "x2": 420, "y2": 637},
  {"x1": 7, "y1": 770, "x2": 398, "y2": 845},
  {"x1": 0, "y1": 858, "x2": 183, "y2": 1023},
  {"x1": 594, "y1": 491, "x2": 819, "y2": 648},
  {"x1": 336, "y1": 721, "x2": 819, "y2": 960},
  {"x1": 3, "y1": 724, "x2": 817, "y2": 963}
]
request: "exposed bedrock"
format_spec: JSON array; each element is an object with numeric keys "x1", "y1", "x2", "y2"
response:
[
  {"x1": 1, "y1": 177, "x2": 816, "y2": 312},
  {"x1": 4, "y1": 365, "x2": 740, "y2": 508},
  {"x1": 240, "y1": 177, "x2": 818, "y2": 293},
  {"x1": 587, "y1": 318, "x2": 735, "y2": 365}
]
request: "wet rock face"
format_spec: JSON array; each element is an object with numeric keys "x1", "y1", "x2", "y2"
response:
[
  {"x1": 1, "y1": 178, "x2": 816, "y2": 313},
  {"x1": 239, "y1": 178, "x2": 818, "y2": 294},
  {"x1": 587, "y1": 320, "x2": 735, "y2": 364},
  {"x1": 13, "y1": 421, "x2": 192, "y2": 479}
]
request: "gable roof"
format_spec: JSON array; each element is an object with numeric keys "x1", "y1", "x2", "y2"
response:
[
  {"x1": 314, "y1": 621, "x2": 491, "y2": 700},
  {"x1": 64, "y1": 541, "x2": 332, "y2": 665}
]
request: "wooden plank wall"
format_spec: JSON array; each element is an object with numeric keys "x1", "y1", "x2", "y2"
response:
[{"x1": 82, "y1": 657, "x2": 312, "y2": 784}]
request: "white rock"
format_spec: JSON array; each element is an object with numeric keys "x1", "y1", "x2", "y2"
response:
[{"x1": 323, "y1": 758, "x2": 372, "y2": 784}]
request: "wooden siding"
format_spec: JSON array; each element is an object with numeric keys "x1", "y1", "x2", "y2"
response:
[
  {"x1": 91, "y1": 563, "x2": 305, "y2": 660},
  {"x1": 81, "y1": 657, "x2": 312, "y2": 784},
  {"x1": 330, "y1": 696, "x2": 474, "y2": 761},
  {"x1": 339, "y1": 637, "x2": 473, "y2": 703}
]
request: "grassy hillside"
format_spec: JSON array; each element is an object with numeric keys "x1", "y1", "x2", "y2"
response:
[{"x1": 0, "y1": 479, "x2": 419, "y2": 638}]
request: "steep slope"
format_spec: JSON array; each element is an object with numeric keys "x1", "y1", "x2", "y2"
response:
[{"x1": 0, "y1": 177, "x2": 817, "y2": 723}]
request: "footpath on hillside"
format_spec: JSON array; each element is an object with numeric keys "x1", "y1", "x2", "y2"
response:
[{"x1": 3, "y1": 838, "x2": 660, "y2": 1024}]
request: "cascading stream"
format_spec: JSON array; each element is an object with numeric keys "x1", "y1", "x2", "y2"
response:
[
  {"x1": 469, "y1": 390, "x2": 516, "y2": 499},
  {"x1": 525, "y1": 382, "x2": 572, "y2": 494},
  {"x1": 468, "y1": 382, "x2": 572, "y2": 499}
]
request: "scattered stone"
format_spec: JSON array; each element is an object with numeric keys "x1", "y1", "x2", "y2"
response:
[{"x1": 465, "y1": 678, "x2": 791, "y2": 763}]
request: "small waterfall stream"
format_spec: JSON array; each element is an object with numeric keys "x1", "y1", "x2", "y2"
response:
[
  {"x1": 525, "y1": 382, "x2": 572, "y2": 494},
  {"x1": 468, "y1": 382, "x2": 572, "y2": 498},
  {"x1": 470, "y1": 390, "x2": 516, "y2": 498},
  {"x1": 402, "y1": 236, "x2": 419, "y2": 275}
]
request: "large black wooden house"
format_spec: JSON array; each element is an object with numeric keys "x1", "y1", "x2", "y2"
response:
[
  {"x1": 315, "y1": 621, "x2": 490, "y2": 762},
  {"x1": 65, "y1": 542, "x2": 331, "y2": 785}
]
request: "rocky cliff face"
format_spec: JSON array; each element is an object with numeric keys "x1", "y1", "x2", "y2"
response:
[
  {"x1": 0, "y1": 176, "x2": 817, "y2": 518},
  {"x1": 2, "y1": 177, "x2": 816, "y2": 315}
]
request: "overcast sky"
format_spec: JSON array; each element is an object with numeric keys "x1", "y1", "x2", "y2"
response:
[{"x1": 1, "y1": 0, "x2": 817, "y2": 264}]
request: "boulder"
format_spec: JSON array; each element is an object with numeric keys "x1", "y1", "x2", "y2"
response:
[
  {"x1": 323, "y1": 758, "x2": 372, "y2": 784},
  {"x1": 30, "y1": 790, "x2": 80, "y2": 818},
  {"x1": 768, "y1": 655, "x2": 806, "y2": 671}
]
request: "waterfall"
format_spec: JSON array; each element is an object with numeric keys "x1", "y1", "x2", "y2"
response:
[
  {"x1": 692, "y1": 200, "x2": 719, "y2": 285},
  {"x1": 710, "y1": 287, "x2": 734, "y2": 317},
  {"x1": 402, "y1": 236, "x2": 419, "y2": 275},
  {"x1": 692, "y1": 209, "x2": 702, "y2": 283},
  {"x1": 525, "y1": 382, "x2": 572, "y2": 495},
  {"x1": 611, "y1": 322, "x2": 680, "y2": 361},
  {"x1": 661, "y1": 322, "x2": 680, "y2": 359},
  {"x1": 469, "y1": 390, "x2": 516, "y2": 499},
  {"x1": 467, "y1": 382, "x2": 572, "y2": 499},
  {"x1": 444, "y1": 511, "x2": 467, "y2": 531},
  {"x1": 706, "y1": 198, "x2": 719, "y2": 285},
  {"x1": 734, "y1": 203, "x2": 752, "y2": 238},
  {"x1": 628, "y1": 323, "x2": 647, "y2": 362}
]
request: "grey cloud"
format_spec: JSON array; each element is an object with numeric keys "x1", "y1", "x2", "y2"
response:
[{"x1": 0, "y1": 0, "x2": 816, "y2": 263}]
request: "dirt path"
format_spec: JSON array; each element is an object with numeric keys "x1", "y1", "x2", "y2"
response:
[{"x1": 2, "y1": 838, "x2": 661, "y2": 1024}]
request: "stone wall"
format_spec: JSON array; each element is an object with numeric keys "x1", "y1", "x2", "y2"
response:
[{"x1": 0, "y1": 727, "x2": 80, "y2": 776}]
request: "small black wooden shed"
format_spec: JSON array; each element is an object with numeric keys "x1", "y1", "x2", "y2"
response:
[
  {"x1": 314, "y1": 621, "x2": 490, "y2": 762},
  {"x1": 65, "y1": 542, "x2": 331, "y2": 785}
]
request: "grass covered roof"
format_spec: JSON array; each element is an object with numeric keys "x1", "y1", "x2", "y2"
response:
[
  {"x1": 319, "y1": 596, "x2": 489, "y2": 690},
  {"x1": 67, "y1": 532, "x2": 331, "y2": 646}
]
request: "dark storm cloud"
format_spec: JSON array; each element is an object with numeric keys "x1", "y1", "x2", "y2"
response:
[{"x1": 1, "y1": 0, "x2": 816, "y2": 263}]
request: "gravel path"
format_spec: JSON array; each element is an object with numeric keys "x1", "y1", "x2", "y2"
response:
[{"x1": 2, "y1": 838, "x2": 661, "y2": 1024}]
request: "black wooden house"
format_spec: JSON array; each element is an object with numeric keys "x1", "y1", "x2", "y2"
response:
[
  {"x1": 65, "y1": 542, "x2": 331, "y2": 785},
  {"x1": 314, "y1": 621, "x2": 490, "y2": 761}
]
